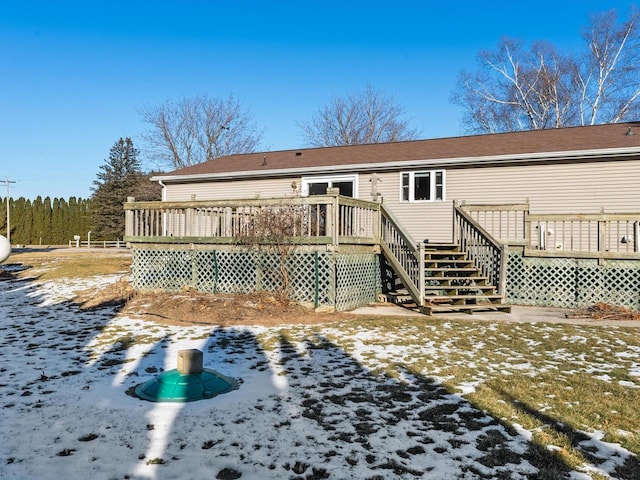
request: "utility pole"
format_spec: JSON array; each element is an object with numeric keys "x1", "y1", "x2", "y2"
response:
[{"x1": 3, "y1": 177, "x2": 15, "y2": 243}]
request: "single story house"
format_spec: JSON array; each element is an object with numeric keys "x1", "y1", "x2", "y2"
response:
[
  {"x1": 151, "y1": 122, "x2": 640, "y2": 245},
  {"x1": 128, "y1": 122, "x2": 640, "y2": 313}
]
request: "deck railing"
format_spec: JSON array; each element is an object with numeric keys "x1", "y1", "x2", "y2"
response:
[
  {"x1": 124, "y1": 192, "x2": 381, "y2": 247},
  {"x1": 457, "y1": 202, "x2": 529, "y2": 245},
  {"x1": 458, "y1": 202, "x2": 640, "y2": 260},
  {"x1": 526, "y1": 213, "x2": 640, "y2": 259},
  {"x1": 454, "y1": 203, "x2": 507, "y2": 297},
  {"x1": 379, "y1": 203, "x2": 423, "y2": 305}
]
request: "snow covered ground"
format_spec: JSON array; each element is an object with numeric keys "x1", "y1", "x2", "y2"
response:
[{"x1": 1, "y1": 273, "x2": 638, "y2": 479}]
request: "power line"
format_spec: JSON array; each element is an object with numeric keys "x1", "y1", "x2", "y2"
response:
[{"x1": 3, "y1": 177, "x2": 16, "y2": 243}]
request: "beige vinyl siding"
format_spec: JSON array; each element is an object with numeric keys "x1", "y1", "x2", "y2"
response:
[
  {"x1": 447, "y1": 159, "x2": 640, "y2": 213},
  {"x1": 376, "y1": 158, "x2": 640, "y2": 243},
  {"x1": 163, "y1": 177, "x2": 299, "y2": 201},
  {"x1": 160, "y1": 158, "x2": 640, "y2": 244}
]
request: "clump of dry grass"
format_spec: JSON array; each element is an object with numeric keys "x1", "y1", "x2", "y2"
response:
[
  {"x1": 75, "y1": 278, "x2": 135, "y2": 310},
  {"x1": 567, "y1": 302, "x2": 640, "y2": 321}
]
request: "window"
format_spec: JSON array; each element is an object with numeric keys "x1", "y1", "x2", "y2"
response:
[
  {"x1": 302, "y1": 175, "x2": 357, "y2": 198},
  {"x1": 400, "y1": 170, "x2": 445, "y2": 202}
]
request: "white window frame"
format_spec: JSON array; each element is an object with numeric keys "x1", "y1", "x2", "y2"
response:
[
  {"x1": 399, "y1": 170, "x2": 446, "y2": 202},
  {"x1": 301, "y1": 174, "x2": 359, "y2": 198}
]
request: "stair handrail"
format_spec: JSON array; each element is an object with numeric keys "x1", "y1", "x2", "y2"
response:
[
  {"x1": 453, "y1": 202, "x2": 508, "y2": 298},
  {"x1": 379, "y1": 203, "x2": 424, "y2": 305}
]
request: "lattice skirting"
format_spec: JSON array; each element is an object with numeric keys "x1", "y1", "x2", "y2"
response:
[
  {"x1": 131, "y1": 248, "x2": 380, "y2": 312},
  {"x1": 506, "y1": 249, "x2": 640, "y2": 310}
]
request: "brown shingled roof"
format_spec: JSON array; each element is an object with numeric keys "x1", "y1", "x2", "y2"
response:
[{"x1": 158, "y1": 122, "x2": 640, "y2": 179}]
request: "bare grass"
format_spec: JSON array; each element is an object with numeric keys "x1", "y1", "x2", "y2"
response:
[{"x1": 8, "y1": 247, "x2": 131, "y2": 280}]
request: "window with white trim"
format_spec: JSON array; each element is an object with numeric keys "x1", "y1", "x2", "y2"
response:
[
  {"x1": 400, "y1": 170, "x2": 445, "y2": 202},
  {"x1": 301, "y1": 175, "x2": 358, "y2": 198}
]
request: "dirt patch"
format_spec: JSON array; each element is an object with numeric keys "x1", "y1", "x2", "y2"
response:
[
  {"x1": 124, "y1": 290, "x2": 354, "y2": 327},
  {"x1": 75, "y1": 281, "x2": 355, "y2": 327}
]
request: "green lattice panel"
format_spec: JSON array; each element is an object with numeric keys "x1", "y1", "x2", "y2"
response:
[
  {"x1": 214, "y1": 251, "x2": 258, "y2": 293},
  {"x1": 506, "y1": 250, "x2": 640, "y2": 310},
  {"x1": 575, "y1": 260, "x2": 604, "y2": 308},
  {"x1": 335, "y1": 254, "x2": 379, "y2": 312},
  {"x1": 132, "y1": 248, "x2": 340, "y2": 309},
  {"x1": 284, "y1": 253, "x2": 334, "y2": 307},
  {"x1": 193, "y1": 251, "x2": 219, "y2": 293},
  {"x1": 131, "y1": 249, "x2": 193, "y2": 292},
  {"x1": 506, "y1": 251, "x2": 577, "y2": 307},
  {"x1": 583, "y1": 260, "x2": 640, "y2": 309}
]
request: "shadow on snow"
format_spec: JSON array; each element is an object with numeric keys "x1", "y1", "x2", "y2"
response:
[{"x1": 0, "y1": 272, "x2": 637, "y2": 479}]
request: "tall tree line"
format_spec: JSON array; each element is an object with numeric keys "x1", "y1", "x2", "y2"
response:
[{"x1": 0, "y1": 196, "x2": 91, "y2": 245}]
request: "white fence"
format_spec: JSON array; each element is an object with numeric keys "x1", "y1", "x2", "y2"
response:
[{"x1": 68, "y1": 240, "x2": 126, "y2": 248}]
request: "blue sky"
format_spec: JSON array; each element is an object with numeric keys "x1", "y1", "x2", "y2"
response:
[{"x1": 0, "y1": 0, "x2": 635, "y2": 200}]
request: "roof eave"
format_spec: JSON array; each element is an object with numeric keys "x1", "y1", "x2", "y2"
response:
[{"x1": 150, "y1": 146, "x2": 640, "y2": 184}]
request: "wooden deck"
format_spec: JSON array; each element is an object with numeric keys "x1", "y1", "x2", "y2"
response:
[
  {"x1": 124, "y1": 195, "x2": 640, "y2": 313},
  {"x1": 124, "y1": 190, "x2": 381, "y2": 252}
]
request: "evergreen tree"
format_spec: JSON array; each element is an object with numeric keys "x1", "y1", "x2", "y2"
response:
[
  {"x1": 52, "y1": 198, "x2": 62, "y2": 244},
  {"x1": 21, "y1": 198, "x2": 33, "y2": 244},
  {"x1": 68, "y1": 196, "x2": 90, "y2": 241},
  {"x1": 91, "y1": 137, "x2": 143, "y2": 240},
  {"x1": 42, "y1": 197, "x2": 52, "y2": 244},
  {"x1": 31, "y1": 196, "x2": 44, "y2": 244},
  {"x1": 11, "y1": 197, "x2": 25, "y2": 244}
]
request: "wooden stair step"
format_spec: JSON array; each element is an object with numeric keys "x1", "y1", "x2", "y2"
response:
[
  {"x1": 423, "y1": 243, "x2": 460, "y2": 248},
  {"x1": 424, "y1": 294, "x2": 504, "y2": 303},
  {"x1": 421, "y1": 304, "x2": 513, "y2": 315},
  {"x1": 423, "y1": 286, "x2": 496, "y2": 295},
  {"x1": 426, "y1": 268, "x2": 481, "y2": 276},
  {"x1": 425, "y1": 250, "x2": 467, "y2": 258},
  {"x1": 425, "y1": 260, "x2": 475, "y2": 268},
  {"x1": 426, "y1": 277, "x2": 489, "y2": 285},
  {"x1": 384, "y1": 291, "x2": 413, "y2": 303}
]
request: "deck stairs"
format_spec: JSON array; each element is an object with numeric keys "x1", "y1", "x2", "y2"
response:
[{"x1": 384, "y1": 243, "x2": 511, "y2": 315}]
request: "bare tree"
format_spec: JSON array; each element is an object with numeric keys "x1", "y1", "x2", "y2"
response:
[
  {"x1": 576, "y1": 8, "x2": 640, "y2": 125},
  {"x1": 140, "y1": 94, "x2": 263, "y2": 170},
  {"x1": 299, "y1": 85, "x2": 421, "y2": 146},
  {"x1": 452, "y1": 7, "x2": 640, "y2": 133}
]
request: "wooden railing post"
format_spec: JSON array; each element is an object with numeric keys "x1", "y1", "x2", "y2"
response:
[
  {"x1": 185, "y1": 208, "x2": 192, "y2": 236},
  {"x1": 598, "y1": 219, "x2": 606, "y2": 255},
  {"x1": 452, "y1": 200, "x2": 459, "y2": 243},
  {"x1": 499, "y1": 244, "x2": 508, "y2": 298},
  {"x1": 374, "y1": 199, "x2": 382, "y2": 243},
  {"x1": 125, "y1": 197, "x2": 135, "y2": 237},
  {"x1": 327, "y1": 188, "x2": 340, "y2": 247}
]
